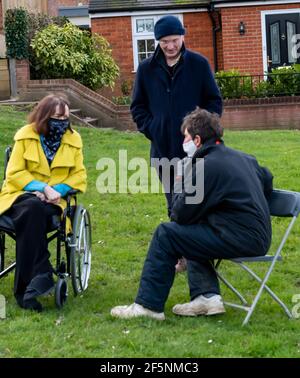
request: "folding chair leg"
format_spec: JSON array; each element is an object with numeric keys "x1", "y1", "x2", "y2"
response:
[
  {"x1": 239, "y1": 263, "x2": 293, "y2": 325},
  {"x1": 216, "y1": 270, "x2": 248, "y2": 306}
]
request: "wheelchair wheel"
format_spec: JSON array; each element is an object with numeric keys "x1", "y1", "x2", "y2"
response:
[
  {"x1": 55, "y1": 278, "x2": 68, "y2": 309},
  {"x1": 70, "y1": 205, "x2": 92, "y2": 295}
]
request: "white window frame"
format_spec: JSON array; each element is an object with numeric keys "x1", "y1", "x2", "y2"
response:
[{"x1": 131, "y1": 14, "x2": 183, "y2": 72}]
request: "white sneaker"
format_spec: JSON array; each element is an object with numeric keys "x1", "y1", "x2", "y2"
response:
[
  {"x1": 172, "y1": 295, "x2": 225, "y2": 317},
  {"x1": 111, "y1": 303, "x2": 165, "y2": 321}
]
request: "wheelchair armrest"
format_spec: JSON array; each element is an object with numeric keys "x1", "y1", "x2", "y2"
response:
[
  {"x1": 64, "y1": 189, "x2": 79, "y2": 198},
  {"x1": 64, "y1": 190, "x2": 79, "y2": 220}
]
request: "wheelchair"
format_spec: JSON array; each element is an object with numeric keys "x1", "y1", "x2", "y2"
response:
[{"x1": 0, "y1": 146, "x2": 92, "y2": 308}]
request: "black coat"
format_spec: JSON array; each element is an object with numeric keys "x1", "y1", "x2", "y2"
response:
[
  {"x1": 130, "y1": 45, "x2": 223, "y2": 160},
  {"x1": 170, "y1": 139, "x2": 273, "y2": 256}
]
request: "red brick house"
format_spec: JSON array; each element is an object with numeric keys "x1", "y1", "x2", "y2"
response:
[{"x1": 90, "y1": 0, "x2": 300, "y2": 95}]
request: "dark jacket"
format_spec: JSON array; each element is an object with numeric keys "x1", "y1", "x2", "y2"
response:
[
  {"x1": 130, "y1": 45, "x2": 223, "y2": 160},
  {"x1": 170, "y1": 139, "x2": 273, "y2": 256}
]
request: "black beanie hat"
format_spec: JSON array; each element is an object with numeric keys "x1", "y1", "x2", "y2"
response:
[{"x1": 154, "y1": 15, "x2": 185, "y2": 40}]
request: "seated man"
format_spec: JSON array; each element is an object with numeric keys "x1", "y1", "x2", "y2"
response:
[{"x1": 111, "y1": 107, "x2": 273, "y2": 320}]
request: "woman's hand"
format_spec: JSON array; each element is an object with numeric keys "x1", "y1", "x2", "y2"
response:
[
  {"x1": 33, "y1": 191, "x2": 46, "y2": 202},
  {"x1": 44, "y1": 185, "x2": 61, "y2": 205}
]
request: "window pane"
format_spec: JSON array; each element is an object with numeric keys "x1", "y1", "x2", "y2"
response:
[
  {"x1": 146, "y1": 39, "x2": 155, "y2": 52},
  {"x1": 138, "y1": 53, "x2": 147, "y2": 63},
  {"x1": 136, "y1": 19, "x2": 145, "y2": 33},
  {"x1": 270, "y1": 22, "x2": 281, "y2": 64},
  {"x1": 145, "y1": 19, "x2": 154, "y2": 32},
  {"x1": 138, "y1": 40, "x2": 146, "y2": 53},
  {"x1": 287, "y1": 21, "x2": 297, "y2": 63},
  {"x1": 146, "y1": 52, "x2": 154, "y2": 59}
]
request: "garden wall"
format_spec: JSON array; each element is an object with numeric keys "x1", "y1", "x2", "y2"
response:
[{"x1": 14, "y1": 61, "x2": 300, "y2": 131}]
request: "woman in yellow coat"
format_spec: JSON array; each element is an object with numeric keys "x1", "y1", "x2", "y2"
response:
[{"x1": 0, "y1": 94, "x2": 87, "y2": 312}]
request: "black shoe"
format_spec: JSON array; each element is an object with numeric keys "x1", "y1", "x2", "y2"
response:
[
  {"x1": 15, "y1": 294, "x2": 43, "y2": 312},
  {"x1": 24, "y1": 272, "x2": 54, "y2": 301},
  {"x1": 15, "y1": 294, "x2": 24, "y2": 308},
  {"x1": 22, "y1": 298, "x2": 43, "y2": 313}
]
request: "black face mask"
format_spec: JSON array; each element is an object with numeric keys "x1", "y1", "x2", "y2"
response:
[
  {"x1": 41, "y1": 118, "x2": 70, "y2": 164},
  {"x1": 48, "y1": 118, "x2": 70, "y2": 134}
]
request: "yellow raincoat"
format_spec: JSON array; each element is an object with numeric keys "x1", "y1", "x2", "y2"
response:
[{"x1": 0, "y1": 123, "x2": 87, "y2": 224}]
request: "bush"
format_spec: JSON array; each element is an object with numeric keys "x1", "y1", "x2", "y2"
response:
[
  {"x1": 27, "y1": 12, "x2": 69, "y2": 79},
  {"x1": 112, "y1": 96, "x2": 131, "y2": 105},
  {"x1": 215, "y1": 66, "x2": 300, "y2": 99},
  {"x1": 5, "y1": 8, "x2": 29, "y2": 59},
  {"x1": 121, "y1": 80, "x2": 133, "y2": 96},
  {"x1": 268, "y1": 66, "x2": 300, "y2": 96},
  {"x1": 215, "y1": 69, "x2": 253, "y2": 99},
  {"x1": 253, "y1": 79, "x2": 271, "y2": 98},
  {"x1": 31, "y1": 23, "x2": 119, "y2": 90}
]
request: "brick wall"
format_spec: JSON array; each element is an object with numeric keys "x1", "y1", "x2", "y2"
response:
[
  {"x1": 17, "y1": 77, "x2": 133, "y2": 130},
  {"x1": 222, "y1": 98, "x2": 300, "y2": 130},
  {"x1": 92, "y1": 16, "x2": 135, "y2": 97},
  {"x1": 221, "y1": 2, "x2": 300, "y2": 75},
  {"x1": 16, "y1": 60, "x2": 30, "y2": 88},
  {"x1": 16, "y1": 74, "x2": 300, "y2": 131},
  {"x1": 183, "y1": 12, "x2": 215, "y2": 69}
]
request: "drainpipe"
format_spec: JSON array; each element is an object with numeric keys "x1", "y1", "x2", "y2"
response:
[{"x1": 208, "y1": 2, "x2": 221, "y2": 72}]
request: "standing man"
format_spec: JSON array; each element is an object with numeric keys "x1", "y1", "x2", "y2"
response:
[{"x1": 131, "y1": 15, "x2": 222, "y2": 215}]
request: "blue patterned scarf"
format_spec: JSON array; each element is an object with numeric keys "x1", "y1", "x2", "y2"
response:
[{"x1": 41, "y1": 118, "x2": 70, "y2": 165}]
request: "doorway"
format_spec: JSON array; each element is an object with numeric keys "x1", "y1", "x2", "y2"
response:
[{"x1": 265, "y1": 13, "x2": 300, "y2": 71}]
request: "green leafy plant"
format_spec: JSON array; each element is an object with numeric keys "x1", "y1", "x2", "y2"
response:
[
  {"x1": 268, "y1": 66, "x2": 300, "y2": 96},
  {"x1": 121, "y1": 80, "x2": 133, "y2": 96},
  {"x1": 4, "y1": 8, "x2": 29, "y2": 59},
  {"x1": 215, "y1": 69, "x2": 253, "y2": 99},
  {"x1": 112, "y1": 96, "x2": 131, "y2": 105},
  {"x1": 253, "y1": 79, "x2": 272, "y2": 98},
  {"x1": 31, "y1": 23, "x2": 119, "y2": 90},
  {"x1": 27, "y1": 12, "x2": 69, "y2": 79},
  {"x1": 216, "y1": 66, "x2": 300, "y2": 99}
]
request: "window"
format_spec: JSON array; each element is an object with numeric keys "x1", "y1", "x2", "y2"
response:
[
  {"x1": 270, "y1": 22, "x2": 281, "y2": 64},
  {"x1": 287, "y1": 21, "x2": 297, "y2": 63},
  {"x1": 132, "y1": 14, "x2": 183, "y2": 71}
]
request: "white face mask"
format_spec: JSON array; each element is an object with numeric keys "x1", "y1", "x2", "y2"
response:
[{"x1": 183, "y1": 139, "x2": 197, "y2": 157}]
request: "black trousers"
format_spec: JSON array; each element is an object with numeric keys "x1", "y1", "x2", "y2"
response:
[
  {"x1": 135, "y1": 222, "x2": 262, "y2": 313},
  {"x1": 5, "y1": 194, "x2": 61, "y2": 296},
  {"x1": 156, "y1": 164, "x2": 221, "y2": 305}
]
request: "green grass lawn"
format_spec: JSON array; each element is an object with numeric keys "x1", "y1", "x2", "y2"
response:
[{"x1": 0, "y1": 105, "x2": 299, "y2": 357}]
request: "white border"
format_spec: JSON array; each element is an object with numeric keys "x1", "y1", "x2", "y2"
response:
[
  {"x1": 215, "y1": 0, "x2": 300, "y2": 8},
  {"x1": 69, "y1": 16, "x2": 91, "y2": 27},
  {"x1": 90, "y1": 8, "x2": 206, "y2": 18},
  {"x1": 261, "y1": 8, "x2": 300, "y2": 73}
]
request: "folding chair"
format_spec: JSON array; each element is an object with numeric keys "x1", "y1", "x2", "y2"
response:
[{"x1": 215, "y1": 189, "x2": 300, "y2": 325}]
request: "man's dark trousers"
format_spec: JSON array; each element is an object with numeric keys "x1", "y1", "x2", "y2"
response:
[
  {"x1": 135, "y1": 221, "x2": 261, "y2": 312},
  {"x1": 157, "y1": 167, "x2": 221, "y2": 307}
]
